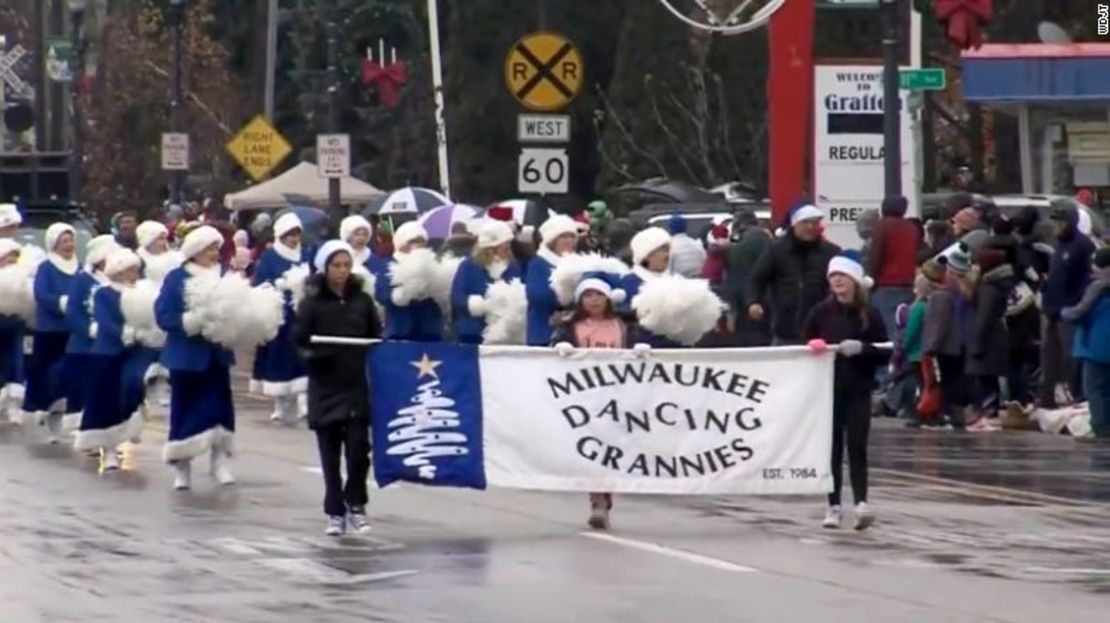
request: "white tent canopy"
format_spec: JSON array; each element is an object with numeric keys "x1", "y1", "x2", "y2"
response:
[{"x1": 224, "y1": 162, "x2": 384, "y2": 211}]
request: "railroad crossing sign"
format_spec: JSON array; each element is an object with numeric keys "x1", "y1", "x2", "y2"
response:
[
  {"x1": 0, "y1": 44, "x2": 30, "y2": 96},
  {"x1": 504, "y1": 33, "x2": 584, "y2": 112},
  {"x1": 225, "y1": 115, "x2": 293, "y2": 182}
]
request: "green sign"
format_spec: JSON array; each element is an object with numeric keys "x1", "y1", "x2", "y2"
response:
[
  {"x1": 45, "y1": 38, "x2": 74, "y2": 82},
  {"x1": 899, "y1": 68, "x2": 946, "y2": 91}
]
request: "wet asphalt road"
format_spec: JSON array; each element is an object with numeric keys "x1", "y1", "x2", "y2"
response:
[{"x1": 1, "y1": 371, "x2": 1108, "y2": 622}]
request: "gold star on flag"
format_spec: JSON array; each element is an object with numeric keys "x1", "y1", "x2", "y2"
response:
[{"x1": 411, "y1": 353, "x2": 443, "y2": 379}]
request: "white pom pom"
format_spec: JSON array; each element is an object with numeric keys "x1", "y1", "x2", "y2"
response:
[
  {"x1": 279, "y1": 263, "x2": 311, "y2": 312},
  {"x1": 0, "y1": 264, "x2": 37, "y2": 322},
  {"x1": 632, "y1": 275, "x2": 723, "y2": 346},
  {"x1": 432, "y1": 255, "x2": 463, "y2": 314},
  {"x1": 186, "y1": 272, "x2": 284, "y2": 350},
  {"x1": 482, "y1": 279, "x2": 527, "y2": 345},
  {"x1": 388, "y1": 248, "x2": 438, "y2": 305},
  {"x1": 120, "y1": 280, "x2": 166, "y2": 347}
]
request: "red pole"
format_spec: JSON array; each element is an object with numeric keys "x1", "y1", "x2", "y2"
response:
[{"x1": 767, "y1": 0, "x2": 816, "y2": 225}]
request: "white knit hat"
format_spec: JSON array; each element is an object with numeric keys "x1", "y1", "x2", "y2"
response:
[
  {"x1": 790, "y1": 204, "x2": 824, "y2": 226},
  {"x1": 104, "y1": 248, "x2": 142, "y2": 277},
  {"x1": 85, "y1": 234, "x2": 119, "y2": 269},
  {"x1": 136, "y1": 220, "x2": 169, "y2": 251},
  {"x1": 827, "y1": 251, "x2": 874, "y2": 290},
  {"x1": 393, "y1": 221, "x2": 428, "y2": 250},
  {"x1": 0, "y1": 203, "x2": 22, "y2": 229},
  {"x1": 273, "y1": 212, "x2": 303, "y2": 238},
  {"x1": 631, "y1": 227, "x2": 672, "y2": 266},
  {"x1": 0, "y1": 238, "x2": 21, "y2": 259},
  {"x1": 314, "y1": 240, "x2": 353, "y2": 273},
  {"x1": 181, "y1": 225, "x2": 224, "y2": 261},
  {"x1": 477, "y1": 220, "x2": 514, "y2": 249},
  {"x1": 539, "y1": 215, "x2": 578, "y2": 246},
  {"x1": 339, "y1": 215, "x2": 373, "y2": 244},
  {"x1": 45, "y1": 223, "x2": 76, "y2": 253}
]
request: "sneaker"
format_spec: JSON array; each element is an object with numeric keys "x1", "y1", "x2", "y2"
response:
[
  {"x1": 172, "y1": 462, "x2": 192, "y2": 491},
  {"x1": 822, "y1": 505, "x2": 842, "y2": 529},
  {"x1": 100, "y1": 447, "x2": 120, "y2": 472},
  {"x1": 967, "y1": 417, "x2": 999, "y2": 433},
  {"x1": 347, "y1": 509, "x2": 372, "y2": 534},
  {"x1": 854, "y1": 502, "x2": 875, "y2": 531},
  {"x1": 325, "y1": 516, "x2": 345, "y2": 537},
  {"x1": 587, "y1": 506, "x2": 610, "y2": 530}
]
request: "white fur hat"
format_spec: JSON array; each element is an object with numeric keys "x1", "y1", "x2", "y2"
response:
[
  {"x1": 340, "y1": 215, "x2": 373, "y2": 244},
  {"x1": 0, "y1": 238, "x2": 21, "y2": 259},
  {"x1": 273, "y1": 212, "x2": 303, "y2": 238},
  {"x1": 393, "y1": 221, "x2": 428, "y2": 250},
  {"x1": 0, "y1": 203, "x2": 22, "y2": 229},
  {"x1": 790, "y1": 204, "x2": 824, "y2": 226},
  {"x1": 136, "y1": 220, "x2": 169, "y2": 251},
  {"x1": 85, "y1": 234, "x2": 119, "y2": 269},
  {"x1": 539, "y1": 215, "x2": 578, "y2": 246},
  {"x1": 104, "y1": 248, "x2": 141, "y2": 277},
  {"x1": 45, "y1": 223, "x2": 76, "y2": 252},
  {"x1": 827, "y1": 251, "x2": 874, "y2": 290},
  {"x1": 477, "y1": 221, "x2": 514, "y2": 249},
  {"x1": 575, "y1": 271, "x2": 627, "y2": 305},
  {"x1": 631, "y1": 227, "x2": 672, "y2": 266},
  {"x1": 181, "y1": 225, "x2": 224, "y2": 261},
  {"x1": 314, "y1": 240, "x2": 354, "y2": 273}
]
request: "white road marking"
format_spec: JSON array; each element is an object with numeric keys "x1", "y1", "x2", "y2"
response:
[
  {"x1": 258, "y1": 557, "x2": 418, "y2": 584},
  {"x1": 580, "y1": 532, "x2": 757, "y2": 573},
  {"x1": 1023, "y1": 566, "x2": 1110, "y2": 576}
]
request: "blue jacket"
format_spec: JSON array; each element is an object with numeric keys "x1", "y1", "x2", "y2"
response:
[
  {"x1": 1066, "y1": 280, "x2": 1110, "y2": 364},
  {"x1": 450, "y1": 257, "x2": 521, "y2": 344},
  {"x1": 525, "y1": 253, "x2": 560, "y2": 346},
  {"x1": 33, "y1": 258, "x2": 77, "y2": 333},
  {"x1": 1042, "y1": 233, "x2": 1095, "y2": 319},
  {"x1": 254, "y1": 245, "x2": 307, "y2": 286},
  {"x1": 373, "y1": 259, "x2": 444, "y2": 341},
  {"x1": 65, "y1": 271, "x2": 101, "y2": 354},
  {"x1": 91, "y1": 286, "x2": 130, "y2": 356},
  {"x1": 155, "y1": 266, "x2": 235, "y2": 372}
]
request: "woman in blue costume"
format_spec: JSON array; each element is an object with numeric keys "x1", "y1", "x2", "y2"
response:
[
  {"x1": 374, "y1": 222, "x2": 445, "y2": 342},
  {"x1": 450, "y1": 221, "x2": 520, "y2": 344},
  {"x1": 64, "y1": 234, "x2": 119, "y2": 437},
  {"x1": 74, "y1": 249, "x2": 148, "y2": 472},
  {"x1": 524, "y1": 215, "x2": 579, "y2": 346},
  {"x1": 23, "y1": 223, "x2": 79, "y2": 441},
  {"x1": 135, "y1": 220, "x2": 181, "y2": 409},
  {"x1": 339, "y1": 214, "x2": 388, "y2": 276},
  {"x1": 251, "y1": 212, "x2": 310, "y2": 423},
  {"x1": 155, "y1": 226, "x2": 236, "y2": 491}
]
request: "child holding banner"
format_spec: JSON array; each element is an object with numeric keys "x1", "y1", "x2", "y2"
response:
[
  {"x1": 803, "y1": 250, "x2": 888, "y2": 531},
  {"x1": 552, "y1": 270, "x2": 649, "y2": 530}
]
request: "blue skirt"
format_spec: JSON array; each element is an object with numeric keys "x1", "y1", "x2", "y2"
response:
[
  {"x1": 73, "y1": 352, "x2": 145, "y2": 450},
  {"x1": 164, "y1": 360, "x2": 234, "y2": 463},
  {"x1": 22, "y1": 331, "x2": 73, "y2": 413},
  {"x1": 251, "y1": 318, "x2": 306, "y2": 397}
]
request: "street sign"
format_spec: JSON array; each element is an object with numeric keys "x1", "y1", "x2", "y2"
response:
[
  {"x1": 161, "y1": 133, "x2": 190, "y2": 171},
  {"x1": 518, "y1": 148, "x2": 568, "y2": 195},
  {"x1": 225, "y1": 115, "x2": 293, "y2": 182},
  {"x1": 0, "y1": 44, "x2": 30, "y2": 96},
  {"x1": 517, "y1": 114, "x2": 571, "y2": 143},
  {"x1": 316, "y1": 134, "x2": 351, "y2": 179},
  {"x1": 899, "y1": 68, "x2": 946, "y2": 91},
  {"x1": 45, "y1": 39, "x2": 74, "y2": 82},
  {"x1": 504, "y1": 33, "x2": 584, "y2": 112}
]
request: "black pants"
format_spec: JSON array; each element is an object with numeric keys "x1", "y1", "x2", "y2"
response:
[
  {"x1": 829, "y1": 391, "x2": 871, "y2": 507},
  {"x1": 314, "y1": 419, "x2": 371, "y2": 517}
]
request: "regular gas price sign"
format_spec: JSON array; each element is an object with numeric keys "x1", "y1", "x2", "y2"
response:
[{"x1": 813, "y1": 65, "x2": 916, "y2": 249}]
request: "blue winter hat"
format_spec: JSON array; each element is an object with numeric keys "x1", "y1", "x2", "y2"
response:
[
  {"x1": 575, "y1": 271, "x2": 627, "y2": 305},
  {"x1": 666, "y1": 214, "x2": 688, "y2": 235}
]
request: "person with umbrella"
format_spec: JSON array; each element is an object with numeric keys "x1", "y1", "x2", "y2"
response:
[
  {"x1": 451, "y1": 221, "x2": 521, "y2": 344},
  {"x1": 525, "y1": 215, "x2": 579, "y2": 346}
]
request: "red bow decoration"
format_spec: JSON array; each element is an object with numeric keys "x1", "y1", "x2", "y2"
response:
[
  {"x1": 360, "y1": 59, "x2": 408, "y2": 108},
  {"x1": 935, "y1": 0, "x2": 992, "y2": 50}
]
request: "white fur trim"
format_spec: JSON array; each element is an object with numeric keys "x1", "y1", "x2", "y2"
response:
[
  {"x1": 549, "y1": 253, "x2": 630, "y2": 307},
  {"x1": 49, "y1": 253, "x2": 78, "y2": 276},
  {"x1": 340, "y1": 215, "x2": 372, "y2": 243},
  {"x1": 137, "y1": 221, "x2": 169, "y2": 251},
  {"x1": 539, "y1": 215, "x2": 578, "y2": 245},
  {"x1": 162, "y1": 425, "x2": 235, "y2": 463},
  {"x1": 278, "y1": 263, "x2": 311, "y2": 312},
  {"x1": 431, "y1": 256, "x2": 462, "y2": 314},
  {"x1": 482, "y1": 279, "x2": 527, "y2": 345},
  {"x1": 138, "y1": 249, "x2": 183, "y2": 283},
  {"x1": 61, "y1": 411, "x2": 83, "y2": 433},
  {"x1": 467, "y1": 294, "x2": 488, "y2": 317},
  {"x1": 104, "y1": 248, "x2": 141, "y2": 277},
  {"x1": 2, "y1": 383, "x2": 25, "y2": 401},
  {"x1": 181, "y1": 226, "x2": 224, "y2": 260},
  {"x1": 631, "y1": 227, "x2": 671, "y2": 266},
  {"x1": 273, "y1": 213, "x2": 303, "y2": 239},
  {"x1": 73, "y1": 409, "x2": 144, "y2": 451},
  {"x1": 633, "y1": 274, "x2": 723, "y2": 346},
  {"x1": 272, "y1": 241, "x2": 303, "y2": 263},
  {"x1": 84, "y1": 235, "x2": 119, "y2": 270},
  {"x1": 250, "y1": 377, "x2": 308, "y2": 397},
  {"x1": 828, "y1": 255, "x2": 867, "y2": 288},
  {"x1": 393, "y1": 222, "x2": 428, "y2": 250}
]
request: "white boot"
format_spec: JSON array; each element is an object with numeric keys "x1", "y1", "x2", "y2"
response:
[
  {"x1": 45, "y1": 412, "x2": 63, "y2": 444},
  {"x1": 172, "y1": 461, "x2": 192, "y2": 490},
  {"x1": 100, "y1": 446, "x2": 121, "y2": 472},
  {"x1": 269, "y1": 397, "x2": 289, "y2": 424},
  {"x1": 210, "y1": 445, "x2": 235, "y2": 486},
  {"x1": 297, "y1": 393, "x2": 308, "y2": 421}
]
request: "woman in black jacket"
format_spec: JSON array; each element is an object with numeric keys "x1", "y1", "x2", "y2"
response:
[
  {"x1": 803, "y1": 251, "x2": 888, "y2": 531},
  {"x1": 293, "y1": 241, "x2": 382, "y2": 537},
  {"x1": 966, "y1": 248, "x2": 1012, "y2": 431}
]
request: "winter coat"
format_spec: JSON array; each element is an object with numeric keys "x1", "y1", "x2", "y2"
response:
[
  {"x1": 669, "y1": 233, "x2": 707, "y2": 279},
  {"x1": 922, "y1": 284, "x2": 973, "y2": 358},
  {"x1": 65, "y1": 271, "x2": 102, "y2": 354},
  {"x1": 749, "y1": 232, "x2": 841, "y2": 342},
  {"x1": 373, "y1": 257, "x2": 444, "y2": 342},
  {"x1": 293, "y1": 274, "x2": 381, "y2": 430},
  {"x1": 1042, "y1": 230, "x2": 1096, "y2": 320},
  {"x1": 450, "y1": 256, "x2": 521, "y2": 344},
  {"x1": 701, "y1": 246, "x2": 727, "y2": 287},
  {"x1": 525, "y1": 248, "x2": 562, "y2": 346},
  {"x1": 966, "y1": 264, "x2": 1013, "y2": 376},
  {"x1": 33, "y1": 258, "x2": 77, "y2": 333},
  {"x1": 802, "y1": 298, "x2": 889, "y2": 395},
  {"x1": 154, "y1": 265, "x2": 235, "y2": 372},
  {"x1": 868, "y1": 216, "x2": 920, "y2": 288},
  {"x1": 1064, "y1": 276, "x2": 1110, "y2": 365},
  {"x1": 91, "y1": 286, "x2": 133, "y2": 356},
  {"x1": 903, "y1": 299, "x2": 927, "y2": 363}
]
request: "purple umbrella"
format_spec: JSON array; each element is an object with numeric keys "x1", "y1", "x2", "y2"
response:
[{"x1": 417, "y1": 203, "x2": 482, "y2": 240}]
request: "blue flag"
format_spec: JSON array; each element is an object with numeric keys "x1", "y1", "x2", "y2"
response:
[{"x1": 369, "y1": 342, "x2": 486, "y2": 490}]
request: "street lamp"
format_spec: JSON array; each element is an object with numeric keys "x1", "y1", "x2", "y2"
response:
[
  {"x1": 880, "y1": 0, "x2": 903, "y2": 198},
  {"x1": 68, "y1": 0, "x2": 87, "y2": 203},
  {"x1": 168, "y1": 0, "x2": 187, "y2": 210}
]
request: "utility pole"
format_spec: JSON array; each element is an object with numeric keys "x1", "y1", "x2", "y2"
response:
[
  {"x1": 426, "y1": 0, "x2": 451, "y2": 197},
  {"x1": 880, "y1": 0, "x2": 902, "y2": 198},
  {"x1": 264, "y1": 0, "x2": 278, "y2": 121},
  {"x1": 168, "y1": 0, "x2": 187, "y2": 209},
  {"x1": 32, "y1": 1, "x2": 47, "y2": 150},
  {"x1": 68, "y1": 0, "x2": 87, "y2": 203},
  {"x1": 325, "y1": 1, "x2": 341, "y2": 222}
]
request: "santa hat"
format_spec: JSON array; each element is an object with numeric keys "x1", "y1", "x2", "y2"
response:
[
  {"x1": 85, "y1": 234, "x2": 119, "y2": 269},
  {"x1": 539, "y1": 215, "x2": 578, "y2": 246},
  {"x1": 313, "y1": 240, "x2": 354, "y2": 273},
  {"x1": 392, "y1": 221, "x2": 428, "y2": 250},
  {"x1": 0, "y1": 203, "x2": 22, "y2": 229},
  {"x1": 104, "y1": 248, "x2": 141, "y2": 277},
  {"x1": 181, "y1": 225, "x2": 225, "y2": 261},
  {"x1": 136, "y1": 220, "x2": 169, "y2": 251},
  {"x1": 487, "y1": 205, "x2": 515, "y2": 223},
  {"x1": 827, "y1": 250, "x2": 874, "y2": 290},
  {"x1": 790, "y1": 204, "x2": 824, "y2": 226},
  {"x1": 0, "y1": 238, "x2": 21, "y2": 259},
  {"x1": 631, "y1": 227, "x2": 671, "y2": 266},
  {"x1": 575, "y1": 271, "x2": 626, "y2": 305},
  {"x1": 273, "y1": 212, "x2": 303, "y2": 238},
  {"x1": 340, "y1": 215, "x2": 373, "y2": 244},
  {"x1": 477, "y1": 221, "x2": 514, "y2": 249},
  {"x1": 45, "y1": 223, "x2": 76, "y2": 253}
]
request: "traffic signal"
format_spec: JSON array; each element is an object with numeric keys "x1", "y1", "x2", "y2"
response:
[{"x1": 934, "y1": 0, "x2": 992, "y2": 50}]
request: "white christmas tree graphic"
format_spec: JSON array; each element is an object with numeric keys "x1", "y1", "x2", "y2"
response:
[{"x1": 385, "y1": 353, "x2": 470, "y2": 479}]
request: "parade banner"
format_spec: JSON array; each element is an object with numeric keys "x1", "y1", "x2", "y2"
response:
[{"x1": 369, "y1": 342, "x2": 834, "y2": 495}]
